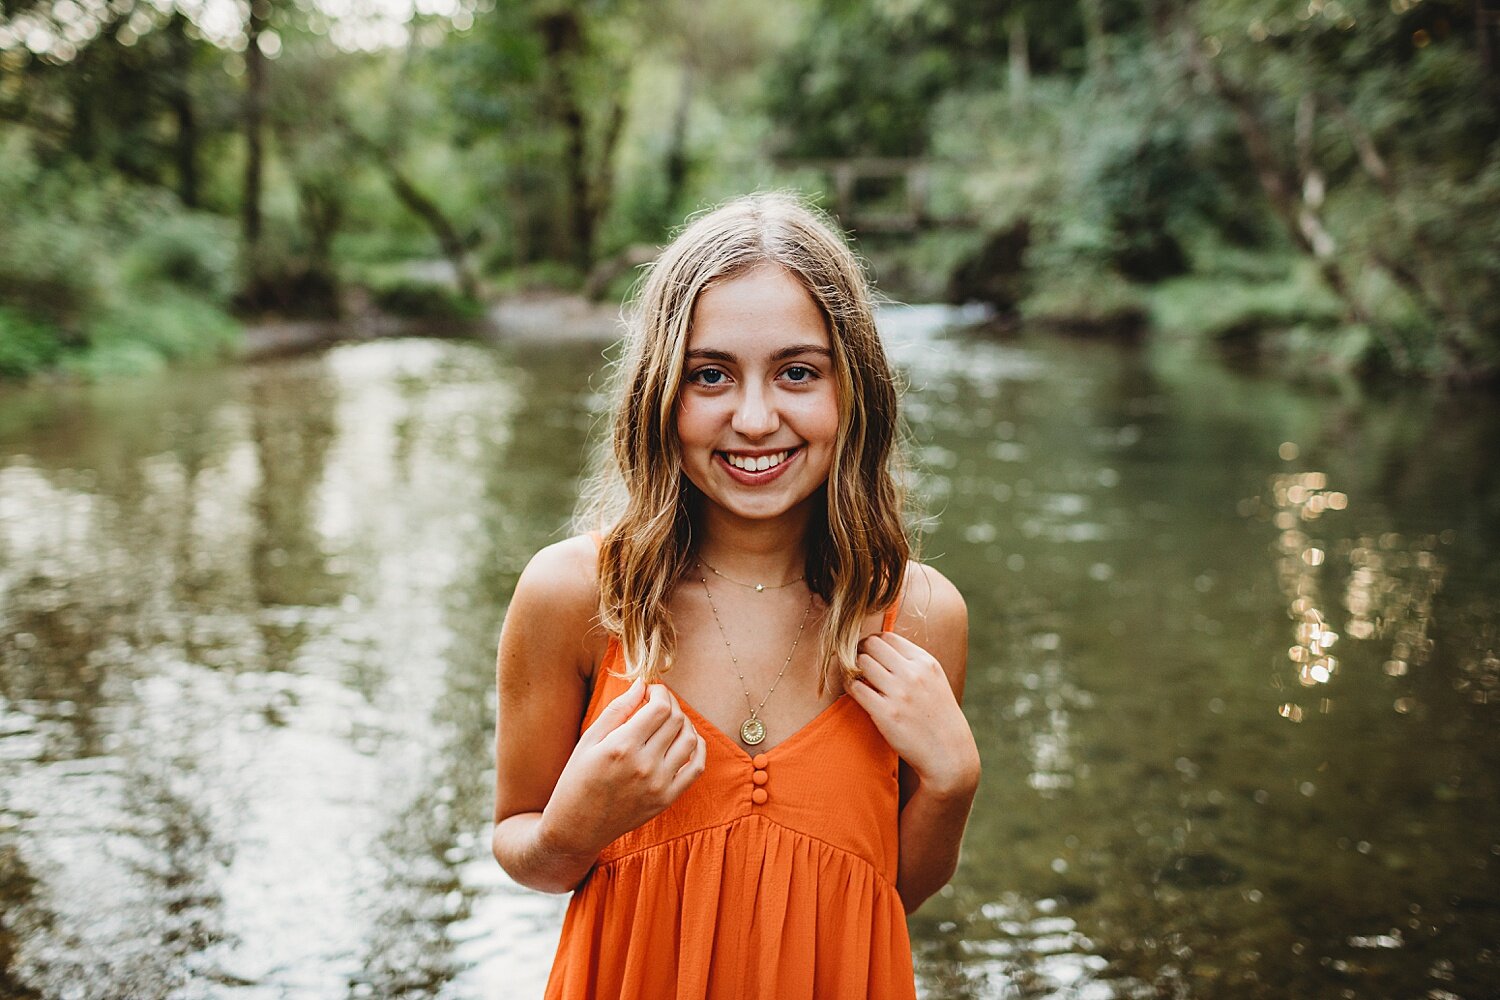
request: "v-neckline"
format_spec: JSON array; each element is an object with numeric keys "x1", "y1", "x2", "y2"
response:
[{"x1": 664, "y1": 681, "x2": 854, "y2": 763}]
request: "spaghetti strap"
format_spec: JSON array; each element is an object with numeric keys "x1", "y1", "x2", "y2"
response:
[
  {"x1": 581, "y1": 643, "x2": 617, "y2": 726},
  {"x1": 580, "y1": 529, "x2": 615, "y2": 721}
]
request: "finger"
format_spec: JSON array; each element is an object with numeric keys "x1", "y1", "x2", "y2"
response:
[
  {"x1": 667, "y1": 729, "x2": 708, "y2": 796},
  {"x1": 879, "y1": 631, "x2": 927, "y2": 657},
  {"x1": 843, "y1": 671, "x2": 882, "y2": 708},
  {"x1": 877, "y1": 631, "x2": 946, "y2": 683},
  {"x1": 662, "y1": 718, "x2": 699, "y2": 773},
  {"x1": 855, "y1": 649, "x2": 895, "y2": 691},
  {"x1": 643, "y1": 697, "x2": 688, "y2": 757},
  {"x1": 609, "y1": 682, "x2": 673, "y2": 745},
  {"x1": 647, "y1": 687, "x2": 691, "y2": 752},
  {"x1": 581, "y1": 676, "x2": 645, "y2": 744},
  {"x1": 860, "y1": 633, "x2": 908, "y2": 662}
]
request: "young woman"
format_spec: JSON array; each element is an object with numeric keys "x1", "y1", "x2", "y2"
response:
[{"x1": 492, "y1": 193, "x2": 979, "y2": 998}]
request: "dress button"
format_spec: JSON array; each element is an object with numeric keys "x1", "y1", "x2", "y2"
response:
[
  {"x1": 751, "y1": 787, "x2": 769, "y2": 805},
  {"x1": 752, "y1": 770, "x2": 768, "y2": 786},
  {"x1": 751, "y1": 753, "x2": 769, "y2": 769}
]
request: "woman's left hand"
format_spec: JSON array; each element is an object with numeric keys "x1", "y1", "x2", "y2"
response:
[{"x1": 845, "y1": 631, "x2": 980, "y2": 798}]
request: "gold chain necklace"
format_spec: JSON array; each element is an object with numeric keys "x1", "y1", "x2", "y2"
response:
[
  {"x1": 697, "y1": 555, "x2": 805, "y2": 593},
  {"x1": 697, "y1": 561, "x2": 813, "y2": 746}
]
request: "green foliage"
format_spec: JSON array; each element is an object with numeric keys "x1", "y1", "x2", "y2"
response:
[
  {"x1": 55, "y1": 292, "x2": 238, "y2": 380},
  {"x1": 0, "y1": 141, "x2": 119, "y2": 328},
  {"x1": 1020, "y1": 267, "x2": 1148, "y2": 334},
  {"x1": 901, "y1": 228, "x2": 992, "y2": 303},
  {"x1": 1014, "y1": 55, "x2": 1253, "y2": 279},
  {"x1": 3, "y1": 0, "x2": 1497, "y2": 381},
  {"x1": 930, "y1": 49, "x2": 1266, "y2": 332},
  {"x1": 433, "y1": 0, "x2": 639, "y2": 265},
  {"x1": 762, "y1": 0, "x2": 1087, "y2": 158},
  {"x1": 119, "y1": 213, "x2": 239, "y2": 305},
  {"x1": 0, "y1": 308, "x2": 64, "y2": 378},
  {"x1": 369, "y1": 279, "x2": 485, "y2": 320},
  {"x1": 1185, "y1": 0, "x2": 1500, "y2": 374},
  {"x1": 1146, "y1": 263, "x2": 1344, "y2": 342},
  {"x1": 489, "y1": 262, "x2": 586, "y2": 295},
  {"x1": 0, "y1": 130, "x2": 241, "y2": 379}
]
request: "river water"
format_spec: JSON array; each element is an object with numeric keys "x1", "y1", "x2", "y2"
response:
[{"x1": 1, "y1": 310, "x2": 1497, "y2": 999}]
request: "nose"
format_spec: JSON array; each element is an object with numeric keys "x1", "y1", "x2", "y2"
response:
[{"x1": 731, "y1": 382, "x2": 779, "y2": 438}]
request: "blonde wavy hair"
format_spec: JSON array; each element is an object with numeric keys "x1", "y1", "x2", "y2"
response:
[{"x1": 574, "y1": 192, "x2": 916, "y2": 693}]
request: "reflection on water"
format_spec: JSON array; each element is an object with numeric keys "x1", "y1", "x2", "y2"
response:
[
  {"x1": 1262, "y1": 463, "x2": 1451, "y2": 724},
  {"x1": 1, "y1": 325, "x2": 1498, "y2": 998}
]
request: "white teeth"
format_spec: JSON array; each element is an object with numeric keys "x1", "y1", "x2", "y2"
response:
[{"x1": 725, "y1": 450, "x2": 789, "y2": 472}]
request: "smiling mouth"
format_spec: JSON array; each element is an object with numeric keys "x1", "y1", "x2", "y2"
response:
[{"x1": 718, "y1": 448, "x2": 798, "y2": 473}]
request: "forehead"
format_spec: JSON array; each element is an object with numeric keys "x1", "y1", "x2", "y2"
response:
[{"x1": 686, "y1": 264, "x2": 830, "y2": 355}]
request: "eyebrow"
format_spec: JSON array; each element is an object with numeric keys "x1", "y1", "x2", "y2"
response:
[{"x1": 684, "y1": 344, "x2": 833, "y2": 364}]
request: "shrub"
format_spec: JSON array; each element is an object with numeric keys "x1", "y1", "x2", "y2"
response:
[
  {"x1": 88, "y1": 290, "x2": 239, "y2": 360},
  {"x1": 0, "y1": 308, "x2": 64, "y2": 378},
  {"x1": 0, "y1": 201, "x2": 113, "y2": 329},
  {"x1": 0, "y1": 130, "x2": 244, "y2": 380},
  {"x1": 1146, "y1": 264, "x2": 1344, "y2": 343},
  {"x1": 120, "y1": 213, "x2": 239, "y2": 306},
  {"x1": 369, "y1": 279, "x2": 485, "y2": 320},
  {"x1": 1020, "y1": 267, "x2": 1150, "y2": 337}
]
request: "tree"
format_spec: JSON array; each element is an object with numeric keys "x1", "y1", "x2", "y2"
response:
[
  {"x1": 437, "y1": 0, "x2": 638, "y2": 269},
  {"x1": 1179, "y1": 0, "x2": 1500, "y2": 375}
]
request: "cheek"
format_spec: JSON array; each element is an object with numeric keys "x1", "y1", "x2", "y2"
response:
[
  {"x1": 794, "y1": 388, "x2": 841, "y2": 443},
  {"x1": 674, "y1": 398, "x2": 709, "y2": 447}
]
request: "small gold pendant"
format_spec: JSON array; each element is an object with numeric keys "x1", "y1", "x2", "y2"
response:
[
  {"x1": 740, "y1": 717, "x2": 766, "y2": 745},
  {"x1": 754, "y1": 583, "x2": 765, "y2": 592}
]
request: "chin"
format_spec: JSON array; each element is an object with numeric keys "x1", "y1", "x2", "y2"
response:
[{"x1": 683, "y1": 477, "x2": 819, "y2": 524}]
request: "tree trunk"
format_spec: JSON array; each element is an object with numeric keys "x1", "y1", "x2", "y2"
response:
[
  {"x1": 1478, "y1": 0, "x2": 1500, "y2": 111},
  {"x1": 562, "y1": 91, "x2": 591, "y2": 269},
  {"x1": 536, "y1": 11, "x2": 594, "y2": 269},
  {"x1": 167, "y1": 13, "x2": 199, "y2": 208},
  {"x1": 663, "y1": 64, "x2": 693, "y2": 212},
  {"x1": 1080, "y1": 0, "x2": 1109, "y2": 76},
  {"x1": 298, "y1": 182, "x2": 342, "y2": 273},
  {"x1": 590, "y1": 90, "x2": 626, "y2": 239},
  {"x1": 1008, "y1": 14, "x2": 1030, "y2": 109},
  {"x1": 243, "y1": 1, "x2": 267, "y2": 258},
  {"x1": 375, "y1": 155, "x2": 478, "y2": 301}
]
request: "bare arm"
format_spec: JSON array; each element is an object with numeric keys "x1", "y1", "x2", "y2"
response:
[
  {"x1": 490, "y1": 536, "x2": 706, "y2": 893},
  {"x1": 491, "y1": 537, "x2": 603, "y2": 892},
  {"x1": 847, "y1": 563, "x2": 979, "y2": 914}
]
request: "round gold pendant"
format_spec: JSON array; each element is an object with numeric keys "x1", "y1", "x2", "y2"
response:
[{"x1": 740, "y1": 717, "x2": 766, "y2": 746}]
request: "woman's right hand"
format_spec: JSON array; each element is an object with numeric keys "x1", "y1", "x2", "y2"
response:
[{"x1": 539, "y1": 678, "x2": 707, "y2": 859}]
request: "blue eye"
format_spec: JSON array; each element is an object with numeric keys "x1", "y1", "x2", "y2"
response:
[
  {"x1": 689, "y1": 368, "x2": 727, "y2": 386},
  {"x1": 784, "y1": 365, "x2": 817, "y2": 383}
]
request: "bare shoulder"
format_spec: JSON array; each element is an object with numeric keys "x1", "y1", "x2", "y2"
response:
[
  {"x1": 894, "y1": 560, "x2": 967, "y2": 633},
  {"x1": 892, "y1": 560, "x2": 969, "y2": 695},
  {"x1": 504, "y1": 533, "x2": 608, "y2": 682},
  {"x1": 516, "y1": 533, "x2": 601, "y2": 604},
  {"x1": 493, "y1": 533, "x2": 606, "y2": 826}
]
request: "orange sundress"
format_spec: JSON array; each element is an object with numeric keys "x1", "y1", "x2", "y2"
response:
[{"x1": 542, "y1": 589, "x2": 916, "y2": 999}]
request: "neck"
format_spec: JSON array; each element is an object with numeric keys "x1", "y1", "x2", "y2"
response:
[{"x1": 692, "y1": 501, "x2": 815, "y2": 585}]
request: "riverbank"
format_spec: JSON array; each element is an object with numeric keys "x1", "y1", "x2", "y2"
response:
[{"x1": 240, "y1": 292, "x2": 625, "y2": 360}]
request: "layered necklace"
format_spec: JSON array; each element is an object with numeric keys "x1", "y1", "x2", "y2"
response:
[{"x1": 695, "y1": 556, "x2": 813, "y2": 747}]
